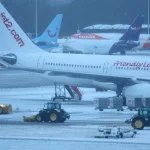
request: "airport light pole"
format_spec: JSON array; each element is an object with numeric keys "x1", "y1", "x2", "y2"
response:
[
  {"x1": 148, "y1": 0, "x2": 150, "y2": 34},
  {"x1": 35, "y1": 0, "x2": 38, "y2": 38}
]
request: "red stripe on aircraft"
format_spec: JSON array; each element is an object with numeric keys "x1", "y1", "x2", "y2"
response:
[{"x1": 71, "y1": 33, "x2": 108, "y2": 40}]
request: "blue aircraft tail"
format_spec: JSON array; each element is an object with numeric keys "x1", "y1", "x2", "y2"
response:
[
  {"x1": 120, "y1": 14, "x2": 144, "y2": 41},
  {"x1": 33, "y1": 14, "x2": 63, "y2": 44},
  {"x1": 109, "y1": 14, "x2": 144, "y2": 54}
]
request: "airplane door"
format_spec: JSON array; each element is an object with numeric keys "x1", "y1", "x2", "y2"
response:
[
  {"x1": 103, "y1": 62, "x2": 109, "y2": 74},
  {"x1": 37, "y1": 56, "x2": 44, "y2": 69}
]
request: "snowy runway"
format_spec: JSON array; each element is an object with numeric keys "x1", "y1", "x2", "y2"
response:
[
  {"x1": 0, "y1": 124, "x2": 150, "y2": 150},
  {"x1": 0, "y1": 86, "x2": 149, "y2": 149}
]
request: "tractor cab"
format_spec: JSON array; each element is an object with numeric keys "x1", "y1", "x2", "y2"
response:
[
  {"x1": 44, "y1": 102, "x2": 61, "y2": 110},
  {"x1": 138, "y1": 108, "x2": 150, "y2": 117}
]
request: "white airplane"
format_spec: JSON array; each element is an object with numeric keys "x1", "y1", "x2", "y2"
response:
[
  {"x1": 65, "y1": 33, "x2": 150, "y2": 54},
  {"x1": 0, "y1": 3, "x2": 150, "y2": 98},
  {"x1": 62, "y1": 15, "x2": 146, "y2": 55}
]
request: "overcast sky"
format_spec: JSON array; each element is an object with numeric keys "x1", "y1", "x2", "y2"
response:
[{"x1": 0, "y1": 0, "x2": 148, "y2": 36}]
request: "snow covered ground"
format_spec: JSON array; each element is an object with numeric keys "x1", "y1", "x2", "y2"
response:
[
  {"x1": 0, "y1": 86, "x2": 116, "y2": 100},
  {"x1": 0, "y1": 87, "x2": 149, "y2": 150}
]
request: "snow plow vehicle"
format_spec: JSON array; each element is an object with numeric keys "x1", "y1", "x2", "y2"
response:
[
  {"x1": 125, "y1": 108, "x2": 150, "y2": 130},
  {"x1": 23, "y1": 102, "x2": 70, "y2": 123},
  {"x1": 0, "y1": 104, "x2": 12, "y2": 114}
]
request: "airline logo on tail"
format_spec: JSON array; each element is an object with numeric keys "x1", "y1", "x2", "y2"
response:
[
  {"x1": 120, "y1": 14, "x2": 144, "y2": 41},
  {"x1": 0, "y1": 12, "x2": 24, "y2": 47},
  {"x1": 131, "y1": 26, "x2": 141, "y2": 30},
  {"x1": 47, "y1": 28, "x2": 58, "y2": 38}
]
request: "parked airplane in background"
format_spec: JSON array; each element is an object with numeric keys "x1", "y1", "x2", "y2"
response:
[
  {"x1": 70, "y1": 33, "x2": 150, "y2": 51},
  {"x1": 1, "y1": 3, "x2": 150, "y2": 101},
  {"x1": 62, "y1": 15, "x2": 144, "y2": 55},
  {"x1": 32, "y1": 14, "x2": 63, "y2": 51}
]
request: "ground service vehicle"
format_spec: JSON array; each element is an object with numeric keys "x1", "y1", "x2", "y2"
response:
[
  {"x1": 0, "y1": 104, "x2": 12, "y2": 114},
  {"x1": 125, "y1": 108, "x2": 150, "y2": 130},
  {"x1": 98, "y1": 126, "x2": 136, "y2": 138},
  {"x1": 23, "y1": 102, "x2": 70, "y2": 123}
]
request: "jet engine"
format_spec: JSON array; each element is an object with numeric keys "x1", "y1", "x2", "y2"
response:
[{"x1": 122, "y1": 83, "x2": 150, "y2": 98}]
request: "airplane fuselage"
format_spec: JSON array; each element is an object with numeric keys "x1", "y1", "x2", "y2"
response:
[
  {"x1": 9, "y1": 52, "x2": 150, "y2": 87},
  {"x1": 62, "y1": 33, "x2": 150, "y2": 54}
]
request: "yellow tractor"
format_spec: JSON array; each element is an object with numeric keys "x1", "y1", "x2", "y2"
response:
[
  {"x1": 125, "y1": 108, "x2": 150, "y2": 130},
  {"x1": 0, "y1": 104, "x2": 12, "y2": 114},
  {"x1": 23, "y1": 102, "x2": 70, "y2": 123}
]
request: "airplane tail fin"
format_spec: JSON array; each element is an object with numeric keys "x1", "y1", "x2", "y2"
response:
[
  {"x1": 33, "y1": 14, "x2": 63, "y2": 43},
  {"x1": 0, "y1": 3, "x2": 41, "y2": 52},
  {"x1": 120, "y1": 14, "x2": 144, "y2": 41}
]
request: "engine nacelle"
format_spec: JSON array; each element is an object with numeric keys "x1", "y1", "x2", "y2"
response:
[
  {"x1": 92, "y1": 81, "x2": 117, "y2": 91},
  {"x1": 122, "y1": 83, "x2": 150, "y2": 98}
]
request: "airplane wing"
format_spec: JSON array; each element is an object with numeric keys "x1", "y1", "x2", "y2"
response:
[
  {"x1": 136, "y1": 77, "x2": 150, "y2": 82},
  {"x1": 46, "y1": 70, "x2": 144, "y2": 86}
]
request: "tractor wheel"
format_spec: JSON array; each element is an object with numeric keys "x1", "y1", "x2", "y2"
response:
[
  {"x1": 59, "y1": 118, "x2": 66, "y2": 123},
  {"x1": 49, "y1": 111, "x2": 59, "y2": 123},
  {"x1": 36, "y1": 114, "x2": 43, "y2": 122},
  {"x1": 0, "y1": 106, "x2": 3, "y2": 114},
  {"x1": 99, "y1": 109, "x2": 103, "y2": 111},
  {"x1": 131, "y1": 117, "x2": 145, "y2": 130}
]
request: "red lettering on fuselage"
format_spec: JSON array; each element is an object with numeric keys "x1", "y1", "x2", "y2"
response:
[
  {"x1": 113, "y1": 61, "x2": 150, "y2": 68},
  {"x1": 71, "y1": 34, "x2": 108, "y2": 40},
  {"x1": 0, "y1": 12, "x2": 24, "y2": 47}
]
